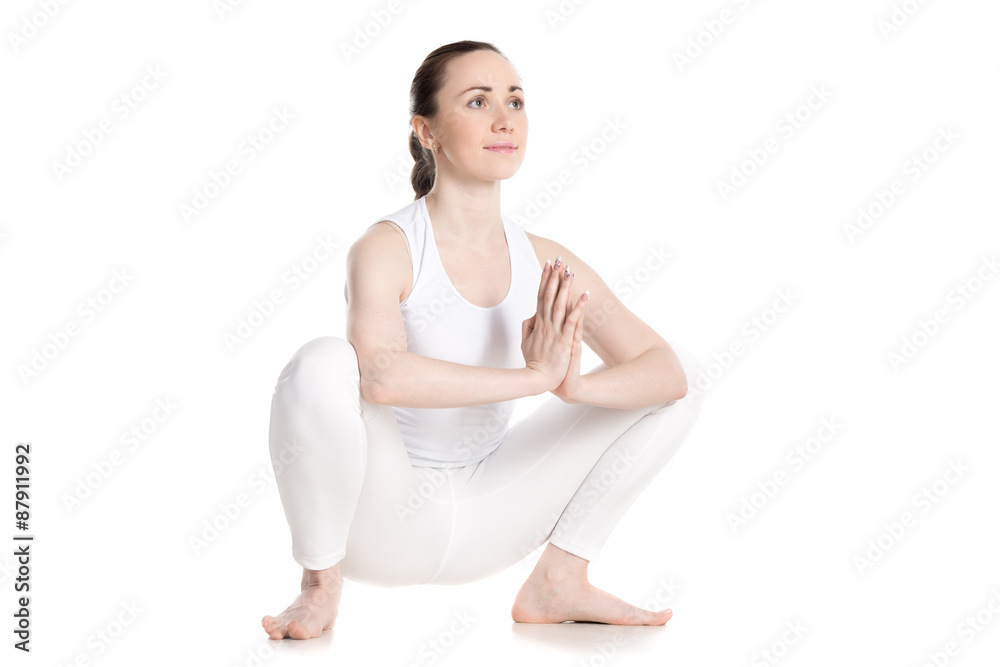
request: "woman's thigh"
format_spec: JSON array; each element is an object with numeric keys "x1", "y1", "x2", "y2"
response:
[{"x1": 341, "y1": 401, "x2": 459, "y2": 587}]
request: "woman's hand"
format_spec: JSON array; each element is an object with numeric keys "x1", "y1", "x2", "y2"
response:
[
  {"x1": 520, "y1": 257, "x2": 589, "y2": 394},
  {"x1": 551, "y1": 300, "x2": 585, "y2": 403}
]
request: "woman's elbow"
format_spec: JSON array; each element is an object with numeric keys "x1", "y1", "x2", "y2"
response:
[{"x1": 358, "y1": 361, "x2": 391, "y2": 405}]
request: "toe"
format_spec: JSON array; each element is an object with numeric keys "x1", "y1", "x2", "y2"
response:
[
  {"x1": 286, "y1": 620, "x2": 311, "y2": 640},
  {"x1": 262, "y1": 617, "x2": 289, "y2": 639},
  {"x1": 649, "y1": 608, "x2": 672, "y2": 625}
]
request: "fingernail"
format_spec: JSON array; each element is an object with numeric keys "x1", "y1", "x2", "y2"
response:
[
  {"x1": 544, "y1": 259, "x2": 550, "y2": 269},
  {"x1": 554, "y1": 256, "x2": 562, "y2": 268},
  {"x1": 564, "y1": 265, "x2": 571, "y2": 279},
  {"x1": 583, "y1": 290, "x2": 590, "y2": 300}
]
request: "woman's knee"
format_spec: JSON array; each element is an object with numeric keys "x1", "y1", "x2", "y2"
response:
[
  {"x1": 274, "y1": 336, "x2": 361, "y2": 404},
  {"x1": 673, "y1": 346, "x2": 707, "y2": 409}
]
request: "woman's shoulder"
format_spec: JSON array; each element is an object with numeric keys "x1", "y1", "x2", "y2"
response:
[
  {"x1": 351, "y1": 219, "x2": 412, "y2": 269},
  {"x1": 352, "y1": 196, "x2": 424, "y2": 264},
  {"x1": 347, "y1": 221, "x2": 414, "y2": 304}
]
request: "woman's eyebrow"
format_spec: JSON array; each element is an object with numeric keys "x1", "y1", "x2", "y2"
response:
[{"x1": 457, "y1": 85, "x2": 524, "y2": 97}]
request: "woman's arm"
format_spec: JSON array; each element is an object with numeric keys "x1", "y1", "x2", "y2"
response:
[
  {"x1": 527, "y1": 235, "x2": 688, "y2": 409},
  {"x1": 346, "y1": 224, "x2": 549, "y2": 408},
  {"x1": 367, "y1": 350, "x2": 549, "y2": 408},
  {"x1": 570, "y1": 346, "x2": 687, "y2": 409}
]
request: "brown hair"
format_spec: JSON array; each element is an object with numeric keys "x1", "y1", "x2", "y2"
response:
[{"x1": 408, "y1": 40, "x2": 511, "y2": 200}]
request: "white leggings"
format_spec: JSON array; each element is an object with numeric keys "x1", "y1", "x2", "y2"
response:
[{"x1": 268, "y1": 336, "x2": 705, "y2": 587}]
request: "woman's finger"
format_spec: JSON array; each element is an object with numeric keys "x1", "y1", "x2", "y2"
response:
[
  {"x1": 542, "y1": 257, "x2": 562, "y2": 322},
  {"x1": 563, "y1": 290, "x2": 589, "y2": 333},
  {"x1": 552, "y1": 264, "x2": 572, "y2": 331}
]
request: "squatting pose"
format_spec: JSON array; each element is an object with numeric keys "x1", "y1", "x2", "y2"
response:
[{"x1": 262, "y1": 40, "x2": 705, "y2": 640}]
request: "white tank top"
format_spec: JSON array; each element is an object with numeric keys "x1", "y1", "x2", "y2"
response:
[{"x1": 352, "y1": 195, "x2": 543, "y2": 468}]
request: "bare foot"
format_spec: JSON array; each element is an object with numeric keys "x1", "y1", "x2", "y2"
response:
[
  {"x1": 262, "y1": 564, "x2": 343, "y2": 639},
  {"x1": 512, "y1": 576, "x2": 672, "y2": 625},
  {"x1": 511, "y1": 544, "x2": 671, "y2": 625}
]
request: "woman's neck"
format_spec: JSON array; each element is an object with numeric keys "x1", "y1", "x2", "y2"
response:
[{"x1": 424, "y1": 187, "x2": 505, "y2": 246}]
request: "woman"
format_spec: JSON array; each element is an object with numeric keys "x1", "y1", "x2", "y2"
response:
[{"x1": 262, "y1": 40, "x2": 705, "y2": 640}]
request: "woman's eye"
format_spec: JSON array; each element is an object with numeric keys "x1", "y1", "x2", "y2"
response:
[{"x1": 469, "y1": 97, "x2": 525, "y2": 109}]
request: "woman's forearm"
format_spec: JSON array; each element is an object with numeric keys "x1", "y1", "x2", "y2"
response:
[
  {"x1": 572, "y1": 347, "x2": 687, "y2": 409},
  {"x1": 364, "y1": 350, "x2": 550, "y2": 408}
]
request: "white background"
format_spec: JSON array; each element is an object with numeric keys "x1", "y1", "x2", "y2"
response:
[{"x1": 2, "y1": 0, "x2": 999, "y2": 665}]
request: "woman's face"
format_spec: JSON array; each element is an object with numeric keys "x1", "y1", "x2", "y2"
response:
[{"x1": 421, "y1": 50, "x2": 528, "y2": 184}]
